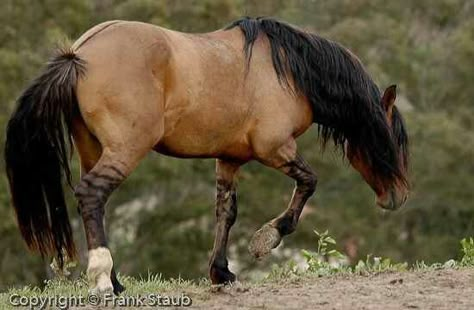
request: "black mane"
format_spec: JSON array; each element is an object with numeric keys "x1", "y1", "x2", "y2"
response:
[{"x1": 226, "y1": 17, "x2": 408, "y2": 187}]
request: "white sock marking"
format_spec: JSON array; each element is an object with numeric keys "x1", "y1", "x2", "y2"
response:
[{"x1": 87, "y1": 247, "x2": 113, "y2": 293}]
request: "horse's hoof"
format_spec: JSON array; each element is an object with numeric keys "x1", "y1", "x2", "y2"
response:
[
  {"x1": 248, "y1": 224, "x2": 281, "y2": 259},
  {"x1": 89, "y1": 273, "x2": 114, "y2": 296},
  {"x1": 112, "y1": 280, "x2": 125, "y2": 295},
  {"x1": 210, "y1": 265, "x2": 236, "y2": 285}
]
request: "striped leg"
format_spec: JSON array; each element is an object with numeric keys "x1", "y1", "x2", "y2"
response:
[
  {"x1": 74, "y1": 154, "x2": 128, "y2": 295},
  {"x1": 249, "y1": 140, "x2": 317, "y2": 258},
  {"x1": 209, "y1": 160, "x2": 241, "y2": 284}
]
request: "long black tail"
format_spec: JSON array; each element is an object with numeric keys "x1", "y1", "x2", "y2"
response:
[{"x1": 4, "y1": 49, "x2": 85, "y2": 267}]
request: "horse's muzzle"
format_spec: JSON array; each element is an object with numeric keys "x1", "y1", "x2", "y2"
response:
[{"x1": 376, "y1": 187, "x2": 408, "y2": 211}]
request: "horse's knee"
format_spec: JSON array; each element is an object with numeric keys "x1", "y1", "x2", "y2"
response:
[
  {"x1": 216, "y1": 181, "x2": 238, "y2": 226},
  {"x1": 298, "y1": 172, "x2": 317, "y2": 195},
  {"x1": 216, "y1": 197, "x2": 237, "y2": 226}
]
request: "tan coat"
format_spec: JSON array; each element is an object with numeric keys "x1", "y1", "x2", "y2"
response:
[{"x1": 72, "y1": 21, "x2": 312, "y2": 172}]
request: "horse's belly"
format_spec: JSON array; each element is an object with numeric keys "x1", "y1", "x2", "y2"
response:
[
  {"x1": 153, "y1": 131, "x2": 252, "y2": 160},
  {"x1": 154, "y1": 117, "x2": 251, "y2": 160}
]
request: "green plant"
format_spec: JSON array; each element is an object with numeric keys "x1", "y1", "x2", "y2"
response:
[
  {"x1": 460, "y1": 237, "x2": 474, "y2": 266},
  {"x1": 300, "y1": 230, "x2": 412, "y2": 276},
  {"x1": 266, "y1": 260, "x2": 300, "y2": 281},
  {"x1": 301, "y1": 230, "x2": 348, "y2": 276},
  {"x1": 354, "y1": 255, "x2": 408, "y2": 275},
  {"x1": 49, "y1": 255, "x2": 77, "y2": 279}
]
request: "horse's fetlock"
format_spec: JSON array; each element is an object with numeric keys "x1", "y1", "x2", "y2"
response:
[{"x1": 87, "y1": 247, "x2": 113, "y2": 282}]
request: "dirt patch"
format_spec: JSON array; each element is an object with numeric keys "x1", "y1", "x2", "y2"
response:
[{"x1": 192, "y1": 269, "x2": 474, "y2": 309}]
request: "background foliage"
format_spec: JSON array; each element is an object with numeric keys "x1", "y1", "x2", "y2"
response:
[{"x1": 0, "y1": 0, "x2": 473, "y2": 290}]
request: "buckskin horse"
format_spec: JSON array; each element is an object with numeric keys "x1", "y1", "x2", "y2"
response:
[{"x1": 5, "y1": 17, "x2": 409, "y2": 294}]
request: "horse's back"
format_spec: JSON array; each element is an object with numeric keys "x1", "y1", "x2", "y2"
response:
[{"x1": 71, "y1": 20, "x2": 312, "y2": 162}]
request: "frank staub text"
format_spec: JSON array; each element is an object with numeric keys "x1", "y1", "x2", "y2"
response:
[{"x1": 9, "y1": 293, "x2": 192, "y2": 308}]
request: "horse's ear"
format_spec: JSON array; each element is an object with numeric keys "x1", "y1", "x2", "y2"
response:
[{"x1": 382, "y1": 85, "x2": 397, "y2": 114}]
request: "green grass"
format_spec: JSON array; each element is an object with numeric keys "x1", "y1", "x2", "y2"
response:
[
  {"x1": 1, "y1": 234, "x2": 473, "y2": 309},
  {"x1": 0, "y1": 274, "x2": 211, "y2": 309},
  {"x1": 266, "y1": 231, "x2": 474, "y2": 281}
]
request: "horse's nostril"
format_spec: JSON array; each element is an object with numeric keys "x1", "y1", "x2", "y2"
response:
[
  {"x1": 401, "y1": 194, "x2": 408, "y2": 205},
  {"x1": 376, "y1": 199, "x2": 395, "y2": 211}
]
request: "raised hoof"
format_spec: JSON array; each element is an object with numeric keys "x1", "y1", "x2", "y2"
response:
[
  {"x1": 210, "y1": 265, "x2": 236, "y2": 285},
  {"x1": 248, "y1": 224, "x2": 282, "y2": 259},
  {"x1": 89, "y1": 273, "x2": 114, "y2": 296}
]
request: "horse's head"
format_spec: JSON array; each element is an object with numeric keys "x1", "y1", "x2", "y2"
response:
[{"x1": 348, "y1": 85, "x2": 409, "y2": 210}]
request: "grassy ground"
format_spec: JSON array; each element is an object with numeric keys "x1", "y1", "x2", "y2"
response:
[
  {"x1": 1, "y1": 267, "x2": 474, "y2": 309},
  {"x1": 1, "y1": 235, "x2": 472, "y2": 309}
]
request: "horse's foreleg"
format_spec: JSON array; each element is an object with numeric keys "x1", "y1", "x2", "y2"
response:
[
  {"x1": 209, "y1": 159, "x2": 241, "y2": 284},
  {"x1": 249, "y1": 140, "x2": 317, "y2": 258}
]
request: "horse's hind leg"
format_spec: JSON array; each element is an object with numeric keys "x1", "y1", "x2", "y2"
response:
[
  {"x1": 249, "y1": 139, "x2": 317, "y2": 258},
  {"x1": 73, "y1": 117, "x2": 126, "y2": 294},
  {"x1": 73, "y1": 114, "x2": 161, "y2": 294},
  {"x1": 209, "y1": 159, "x2": 241, "y2": 284},
  {"x1": 76, "y1": 144, "x2": 156, "y2": 294},
  {"x1": 75, "y1": 174, "x2": 123, "y2": 294},
  {"x1": 74, "y1": 63, "x2": 164, "y2": 293}
]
